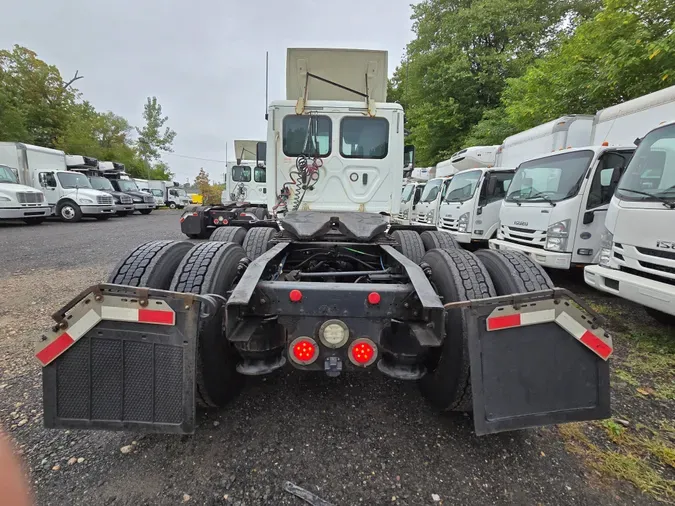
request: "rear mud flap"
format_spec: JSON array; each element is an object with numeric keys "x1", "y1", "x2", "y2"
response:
[
  {"x1": 39, "y1": 285, "x2": 203, "y2": 434},
  {"x1": 465, "y1": 290, "x2": 611, "y2": 435}
]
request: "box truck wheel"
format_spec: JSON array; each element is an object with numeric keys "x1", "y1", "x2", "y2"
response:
[
  {"x1": 474, "y1": 249, "x2": 553, "y2": 295},
  {"x1": 170, "y1": 242, "x2": 247, "y2": 407},
  {"x1": 139, "y1": 209, "x2": 152, "y2": 215},
  {"x1": 210, "y1": 226, "x2": 247, "y2": 245},
  {"x1": 419, "y1": 248, "x2": 495, "y2": 412},
  {"x1": 420, "y1": 230, "x2": 460, "y2": 251},
  {"x1": 108, "y1": 240, "x2": 194, "y2": 289},
  {"x1": 391, "y1": 230, "x2": 425, "y2": 264},
  {"x1": 169, "y1": 202, "x2": 177, "y2": 209},
  {"x1": 57, "y1": 201, "x2": 82, "y2": 223},
  {"x1": 242, "y1": 227, "x2": 276, "y2": 260},
  {"x1": 645, "y1": 307, "x2": 675, "y2": 326},
  {"x1": 23, "y1": 217, "x2": 45, "y2": 225}
]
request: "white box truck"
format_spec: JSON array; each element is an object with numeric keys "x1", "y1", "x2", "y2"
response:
[
  {"x1": 0, "y1": 162, "x2": 50, "y2": 225},
  {"x1": 413, "y1": 176, "x2": 454, "y2": 225},
  {"x1": 148, "y1": 180, "x2": 191, "y2": 208},
  {"x1": 450, "y1": 145, "x2": 499, "y2": 171},
  {"x1": 584, "y1": 112, "x2": 675, "y2": 324},
  {"x1": 490, "y1": 86, "x2": 675, "y2": 270},
  {"x1": 0, "y1": 143, "x2": 115, "y2": 222}
]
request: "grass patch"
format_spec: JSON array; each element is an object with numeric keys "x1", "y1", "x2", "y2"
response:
[{"x1": 559, "y1": 421, "x2": 675, "y2": 502}]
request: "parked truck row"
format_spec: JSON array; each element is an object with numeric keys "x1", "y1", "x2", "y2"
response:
[
  {"x1": 0, "y1": 142, "x2": 192, "y2": 224},
  {"x1": 402, "y1": 85, "x2": 675, "y2": 323}
]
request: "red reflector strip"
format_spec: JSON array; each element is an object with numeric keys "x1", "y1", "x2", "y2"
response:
[
  {"x1": 36, "y1": 332, "x2": 75, "y2": 366},
  {"x1": 487, "y1": 314, "x2": 521, "y2": 330},
  {"x1": 138, "y1": 309, "x2": 175, "y2": 325},
  {"x1": 580, "y1": 330, "x2": 612, "y2": 360}
]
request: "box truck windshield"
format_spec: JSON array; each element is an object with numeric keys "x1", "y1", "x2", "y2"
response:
[
  {"x1": 616, "y1": 124, "x2": 675, "y2": 204},
  {"x1": 57, "y1": 172, "x2": 92, "y2": 189},
  {"x1": 506, "y1": 150, "x2": 594, "y2": 204},
  {"x1": 444, "y1": 170, "x2": 481, "y2": 202},
  {"x1": 419, "y1": 178, "x2": 443, "y2": 202},
  {"x1": 117, "y1": 180, "x2": 140, "y2": 192},
  {"x1": 401, "y1": 184, "x2": 415, "y2": 203},
  {"x1": 90, "y1": 176, "x2": 115, "y2": 191}
]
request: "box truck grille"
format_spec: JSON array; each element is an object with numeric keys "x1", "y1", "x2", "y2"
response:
[
  {"x1": 17, "y1": 192, "x2": 44, "y2": 204},
  {"x1": 416, "y1": 212, "x2": 429, "y2": 224},
  {"x1": 637, "y1": 260, "x2": 675, "y2": 276},
  {"x1": 120, "y1": 195, "x2": 133, "y2": 204},
  {"x1": 500, "y1": 225, "x2": 546, "y2": 249},
  {"x1": 636, "y1": 246, "x2": 675, "y2": 261},
  {"x1": 620, "y1": 266, "x2": 675, "y2": 287},
  {"x1": 440, "y1": 217, "x2": 458, "y2": 232},
  {"x1": 143, "y1": 195, "x2": 154, "y2": 203},
  {"x1": 97, "y1": 195, "x2": 113, "y2": 205}
]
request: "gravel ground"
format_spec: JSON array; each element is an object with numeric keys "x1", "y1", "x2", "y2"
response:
[{"x1": 0, "y1": 211, "x2": 668, "y2": 505}]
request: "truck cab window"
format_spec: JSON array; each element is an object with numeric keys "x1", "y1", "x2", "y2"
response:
[
  {"x1": 484, "y1": 172, "x2": 515, "y2": 205},
  {"x1": 587, "y1": 152, "x2": 632, "y2": 209},
  {"x1": 0, "y1": 165, "x2": 18, "y2": 184},
  {"x1": 401, "y1": 184, "x2": 415, "y2": 203},
  {"x1": 232, "y1": 165, "x2": 251, "y2": 182},
  {"x1": 39, "y1": 172, "x2": 57, "y2": 188},
  {"x1": 413, "y1": 185, "x2": 424, "y2": 205},
  {"x1": 283, "y1": 115, "x2": 331, "y2": 157},
  {"x1": 340, "y1": 117, "x2": 389, "y2": 159},
  {"x1": 254, "y1": 167, "x2": 266, "y2": 183}
]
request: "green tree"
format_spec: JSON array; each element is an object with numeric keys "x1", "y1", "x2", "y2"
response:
[
  {"x1": 136, "y1": 97, "x2": 177, "y2": 162},
  {"x1": 391, "y1": 0, "x2": 601, "y2": 165},
  {"x1": 194, "y1": 168, "x2": 221, "y2": 204}
]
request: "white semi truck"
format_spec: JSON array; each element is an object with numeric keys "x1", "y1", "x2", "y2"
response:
[
  {"x1": 224, "y1": 140, "x2": 268, "y2": 215},
  {"x1": 40, "y1": 48, "x2": 614, "y2": 439},
  {"x1": 0, "y1": 142, "x2": 115, "y2": 222},
  {"x1": 490, "y1": 86, "x2": 675, "y2": 270},
  {"x1": 584, "y1": 120, "x2": 675, "y2": 324},
  {"x1": 0, "y1": 163, "x2": 50, "y2": 225}
]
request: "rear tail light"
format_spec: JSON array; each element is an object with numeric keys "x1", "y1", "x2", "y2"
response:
[
  {"x1": 348, "y1": 338, "x2": 377, "y2": 367},
  {"x1": 367, "y1": 292, "x2": 381, "y2": 305},
  {"x1": 289, "y1": 337, "x2": 319, "y2": 365},
  {"x1": 289, "y1": 289, "x2": 303, "y2": 302}
]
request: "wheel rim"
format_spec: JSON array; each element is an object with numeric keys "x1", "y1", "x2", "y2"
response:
[
  {"x1": 170, "y1": 203, "x2": 176, "y2": 209},
  {"x1": 61, "y1": 205, "x2": 75, "y2": 220}
]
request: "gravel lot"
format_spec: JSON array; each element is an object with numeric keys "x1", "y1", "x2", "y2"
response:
[{"x1": 0, "y1": 211, "x2": 671, "y2": 505}]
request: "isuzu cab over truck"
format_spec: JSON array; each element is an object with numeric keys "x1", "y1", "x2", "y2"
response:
[
  {"x1": 37, "y1": 48, "x2": 613, "y2": 437},
  {"x1": 413, "y1": 176, "x2": 453, "y2": 225},
  {"x1": 66, "y1": 155, "x2": 135, "y2": 217},
  {"x1": 585, "y1": 121, "x2": 675, "y2": 325},
  {"x1": 0, "y1": 143, "x2": 114, "y2": 222},
  {"x1": 490, "y1": 85, "x2": 675, "y2": 270},
  {"x1": 148, "y1": 180, "x2": 190, "y2": 209},
  {"x1": 397, "y1": 179, "x2": 426, "y2": 224},
  {"x1": 438, "y1": 167, "x2": 515, "y2": 245}
]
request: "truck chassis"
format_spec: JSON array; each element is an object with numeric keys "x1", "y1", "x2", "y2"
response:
[{"x1": 37, "y1": 211, "x2": 612, "y2": 436}]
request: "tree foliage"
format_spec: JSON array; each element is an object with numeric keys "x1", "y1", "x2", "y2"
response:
[
  {"x1": 395, "y1": 0, "x2": 673, "y2": 164},
  {"x1": 0, "y1": 45, "x2": 175, "y2": 180},
  {"x1": 194, "y1": 168, "x2": 223, "y2": 205}
]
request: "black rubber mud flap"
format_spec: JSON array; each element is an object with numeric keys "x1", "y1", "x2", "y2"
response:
[
  {"x1": 39, "y1": 284, "x2": 205, "y2": 434},
  {"x1": 180, "y1": 206, "x2": 211, "y2": 239},
  {"x1": 463, "y1": 289, "x2": 612, "y2": 435}
]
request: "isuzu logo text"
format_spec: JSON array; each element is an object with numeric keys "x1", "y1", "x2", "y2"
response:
[
  {"x1": 513, "y1": 221, "x2": 529, "y2": 226},
  {"x1": 656, "y1": 240, "x2": 675, "y2": 250}
]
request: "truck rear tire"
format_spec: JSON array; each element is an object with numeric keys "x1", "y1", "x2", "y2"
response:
[
  {"x1": 391, "y1": 230, "x2": 425, "y2": 264},
  {"x1": 474, "y1": 249, "x2": 553, "y2": 295},
  {"x1": 242, "y1": 227, "x2": 276, "y2": 260},
  {"x1": 419, "y1": 248, "x2": 496, "y2": 412},
  {"x1": 420, "y1": 230, "x2": 460, "y2": 251},
  {"x1": 210, "y1": 226, "x2": 247, "y2": 244},
  {"x1": 57, "y1": 201, "x2": 82, "y2": 223},
  {"x1": 139, "y1": 209, "x2": 152, "y2": 215},
  {"x1": 108, "y1": 240, "x2": 194, "y2": 289},
  {"x1": 170, "y1": 242, "x2": 247, "y2": 408}
]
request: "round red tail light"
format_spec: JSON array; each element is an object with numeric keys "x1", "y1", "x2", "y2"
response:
[
  {"x1": 289, "y1": 337, "x2": 319, "y2": 365},
  {"x1": 213, "y1": 218, "x2": 219, "y2": 224},
  {"x1": 348, "y1": 338, "x2": 377, "y2": 367},
  {"x1": 289, "y1": 289, "x2": 303, "y2": 302},
  {"x1": 367, "y1": 292, "x2": 381, "y2": 305}
]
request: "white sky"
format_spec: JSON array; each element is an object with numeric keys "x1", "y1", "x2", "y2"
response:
[{"x1": 0, "y1": 1, "x2": 414, "y2": 184}]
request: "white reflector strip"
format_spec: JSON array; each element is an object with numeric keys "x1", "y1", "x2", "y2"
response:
[
  {"x1": 66, "y1": 309, "x2": 101, "y2": 341},
  {"x1": 520, "y1": 309, "x2": 556, "y2": 326},
  {"x1": 555, "y1": 311, "x2": 587, "y2": 341},
  {"x1": 100, "y1": 306, "x2": 139, "y2": 322}
]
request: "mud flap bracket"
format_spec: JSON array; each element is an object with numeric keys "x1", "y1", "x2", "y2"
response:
[{"x1": 463, "y1": 290, "x2": 611, "y2": 435}]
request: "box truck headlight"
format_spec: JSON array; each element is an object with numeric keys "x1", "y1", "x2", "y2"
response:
[
  {"x1": 78, "y1": 197, "x2": 94, "y2": 204},
  {"x1": 457, "y1": 212, "x2": 470, "y2": 233},
  {"x1": 427, "y1": 209, "x2": 435, "y2": 222},
  {"x1": 599, "y1": 229, "x2": 614, "y2": 267},
  {"x1": 402, "y1": 209, "x2": 408, "y2": 218},
  {"x1": 545, "y1": 219, "x2": 570, "y2": 251}
]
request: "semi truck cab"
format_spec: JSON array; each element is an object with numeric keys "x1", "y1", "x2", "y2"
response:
[
  {"x1": 438, "y1": 167, "x2": 515, "y2": 244},
  {"x1": 489, "y1": 147, "x2": 634, "y2": 269},
  {"x1": 585, "y1": 122, "x2": 675, "y2": 323},
  {"x1": 38, "y1": 170, "x2": 116, "y2": 221}
]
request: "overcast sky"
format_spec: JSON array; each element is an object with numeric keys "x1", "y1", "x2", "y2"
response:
[{"x1": 0, "y1": 1, "x2": 414, "y2": 184}]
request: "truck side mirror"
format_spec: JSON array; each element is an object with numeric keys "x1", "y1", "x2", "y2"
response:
[
  {"x1": 583, "y1": 211, "x2": 594, "y2": 225},
  {"x1": 404, "y1": 145, "x2": 415, "y2": 169},
  {"x1": 256, "y1": 142, "x2": 267, "y2": 167}
]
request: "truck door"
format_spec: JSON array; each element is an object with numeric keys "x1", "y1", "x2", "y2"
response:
[
  {"x1": 574, "y1": 151, "x2": 632, "y2": 263},
  {"x1": 38, "y1": 172, "x2": 59, "y2": 206},
  {"x1": 476, "y1": 171, "x2": 515, "y2": 240},
  {"x1": 249, "y1": 165, "x2": 267, "y2": 203}
]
